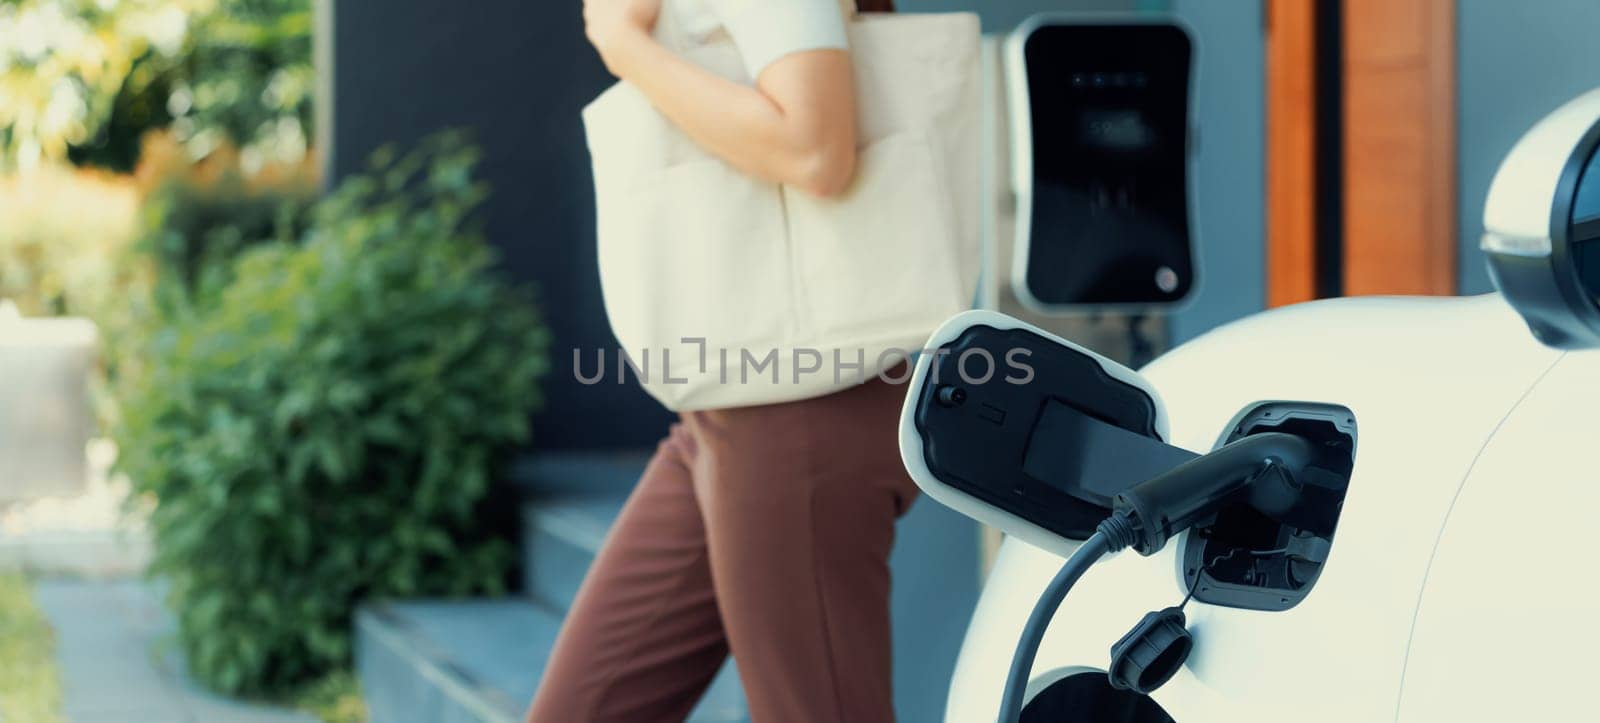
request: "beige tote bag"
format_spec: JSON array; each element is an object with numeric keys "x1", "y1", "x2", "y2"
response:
[{"x1": 583, "y1": 1, "x2": 981, "y2": 411}]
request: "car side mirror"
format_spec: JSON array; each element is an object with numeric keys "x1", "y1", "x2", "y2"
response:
[
  {"x1": 1483, "y1": 87, "x2": 1600, "y2": 349},
  {"x1": 897, "y1": 311, "x2": 1197, "y2": 557}
]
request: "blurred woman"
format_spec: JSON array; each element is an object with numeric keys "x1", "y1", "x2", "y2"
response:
[{"x1": 526, "y1": 1, "x2": 917, "y2": 721}]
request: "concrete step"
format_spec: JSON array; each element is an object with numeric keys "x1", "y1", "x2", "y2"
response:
[
  {"x1": 356, "y1": 598, "x2": 748, "y2": 723},
  {"x1": 521, "y1": 492, "x2": 626, "y2": 612},
  {"x1": 509, "y1": 450, "x2": 653, "y2": 498}
]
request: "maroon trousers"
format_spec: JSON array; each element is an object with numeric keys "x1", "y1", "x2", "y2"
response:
[{"x1": 525, "y1": 377, "x2": 919, "y2": 723}]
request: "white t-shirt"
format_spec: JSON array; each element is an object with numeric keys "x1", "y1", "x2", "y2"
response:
[{"x1": 671, "y1": 0, "x2": 852, "y2": 76}]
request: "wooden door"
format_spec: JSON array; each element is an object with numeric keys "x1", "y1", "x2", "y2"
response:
[
  {"x1": 1342, "y1": 0, "x2": 1456, "y2": 296},
  {"x1": 1266, "y1": 0, "x2": 1457, "y2": 305}
]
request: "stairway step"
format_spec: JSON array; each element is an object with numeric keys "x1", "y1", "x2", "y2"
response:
[
  {"x1": 522, "y1": 492, "x2": 627, "y2": 611},
  {"x1": 356, "y1": 598, "x2": 747, "y2": 723},
  {"x1": 509, "y1": 451, "x2": 653, "y2": 497}
]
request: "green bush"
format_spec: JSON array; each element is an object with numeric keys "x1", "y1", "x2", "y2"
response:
[{"x1": 115, "y1": 133, "x2": 548, "y2": 696}]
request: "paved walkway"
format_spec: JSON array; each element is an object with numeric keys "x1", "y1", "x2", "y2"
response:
[{"x1": 32, "y1": 579, "x2": 316, "y2": 723}]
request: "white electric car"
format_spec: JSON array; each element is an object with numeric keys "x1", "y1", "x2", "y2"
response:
[{"x1": 906, "y1": 90, "x2": 1600, "y2": 721}]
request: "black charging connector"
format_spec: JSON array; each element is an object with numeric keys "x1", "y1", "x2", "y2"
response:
[
  {"x1": 998, "y1": 432, "x2": 1321, "y2": 723},
  {"x1": 1107, "y1": 432, "x2": 1317, "y2": 556}
]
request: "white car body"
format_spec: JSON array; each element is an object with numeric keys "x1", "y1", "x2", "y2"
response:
[{"x1": 946, "y1": 293, "x2": 1600, "y2": 721}]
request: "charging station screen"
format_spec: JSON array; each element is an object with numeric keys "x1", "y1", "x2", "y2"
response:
[{"x1": 1021, "y1": 23, "x2": 1193, "y2": 306}]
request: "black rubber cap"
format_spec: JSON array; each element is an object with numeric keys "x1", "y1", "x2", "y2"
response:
[{"x1": 1107, "y1": 607, "x2": 1193, "y2": 694}]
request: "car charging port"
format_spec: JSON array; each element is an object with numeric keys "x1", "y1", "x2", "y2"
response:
[
  {"x1": 999, "y1": 407, "x2": 1333, "y2": 719},
  {"x1": 1179, "y1": 402, "x2": 1358, "y2": 611}
]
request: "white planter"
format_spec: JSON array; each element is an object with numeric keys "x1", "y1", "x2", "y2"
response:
[{"x1": 0, "y1": 300, "x2": 97, "y2": 502}]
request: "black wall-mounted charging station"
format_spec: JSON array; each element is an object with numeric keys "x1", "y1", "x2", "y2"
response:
[{"x1": 1009, "y1": 19, "x2": 1196, "y2": 311}]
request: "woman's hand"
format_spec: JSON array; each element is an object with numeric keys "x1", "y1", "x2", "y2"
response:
[{"x1": 583, "y1": 0, "x2": 662, "y2": 76}]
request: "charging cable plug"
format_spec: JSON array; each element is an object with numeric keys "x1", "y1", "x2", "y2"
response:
[{"x1": 1103, "y1": 432, "x2": 1318, "y2": 556}]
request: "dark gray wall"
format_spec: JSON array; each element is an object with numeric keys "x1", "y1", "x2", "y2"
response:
[
  {"x1": 1168, "y1": 0, "x2": 1266, "y2": 342},
  {"x1": 321, "y1": 0, "x2": 674, "y2": 450},
  {"x1": 1457, "y1": 0, "x2": 1600, "y2": 294}
]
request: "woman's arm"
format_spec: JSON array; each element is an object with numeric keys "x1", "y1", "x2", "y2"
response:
[{"x1": 585, "y1": 0, "x2": 859, "y2": 198}]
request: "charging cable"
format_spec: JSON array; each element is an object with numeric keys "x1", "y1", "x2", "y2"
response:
[{"x1": 999, "y1": 530, "x2": 1111, "y2": 722}]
